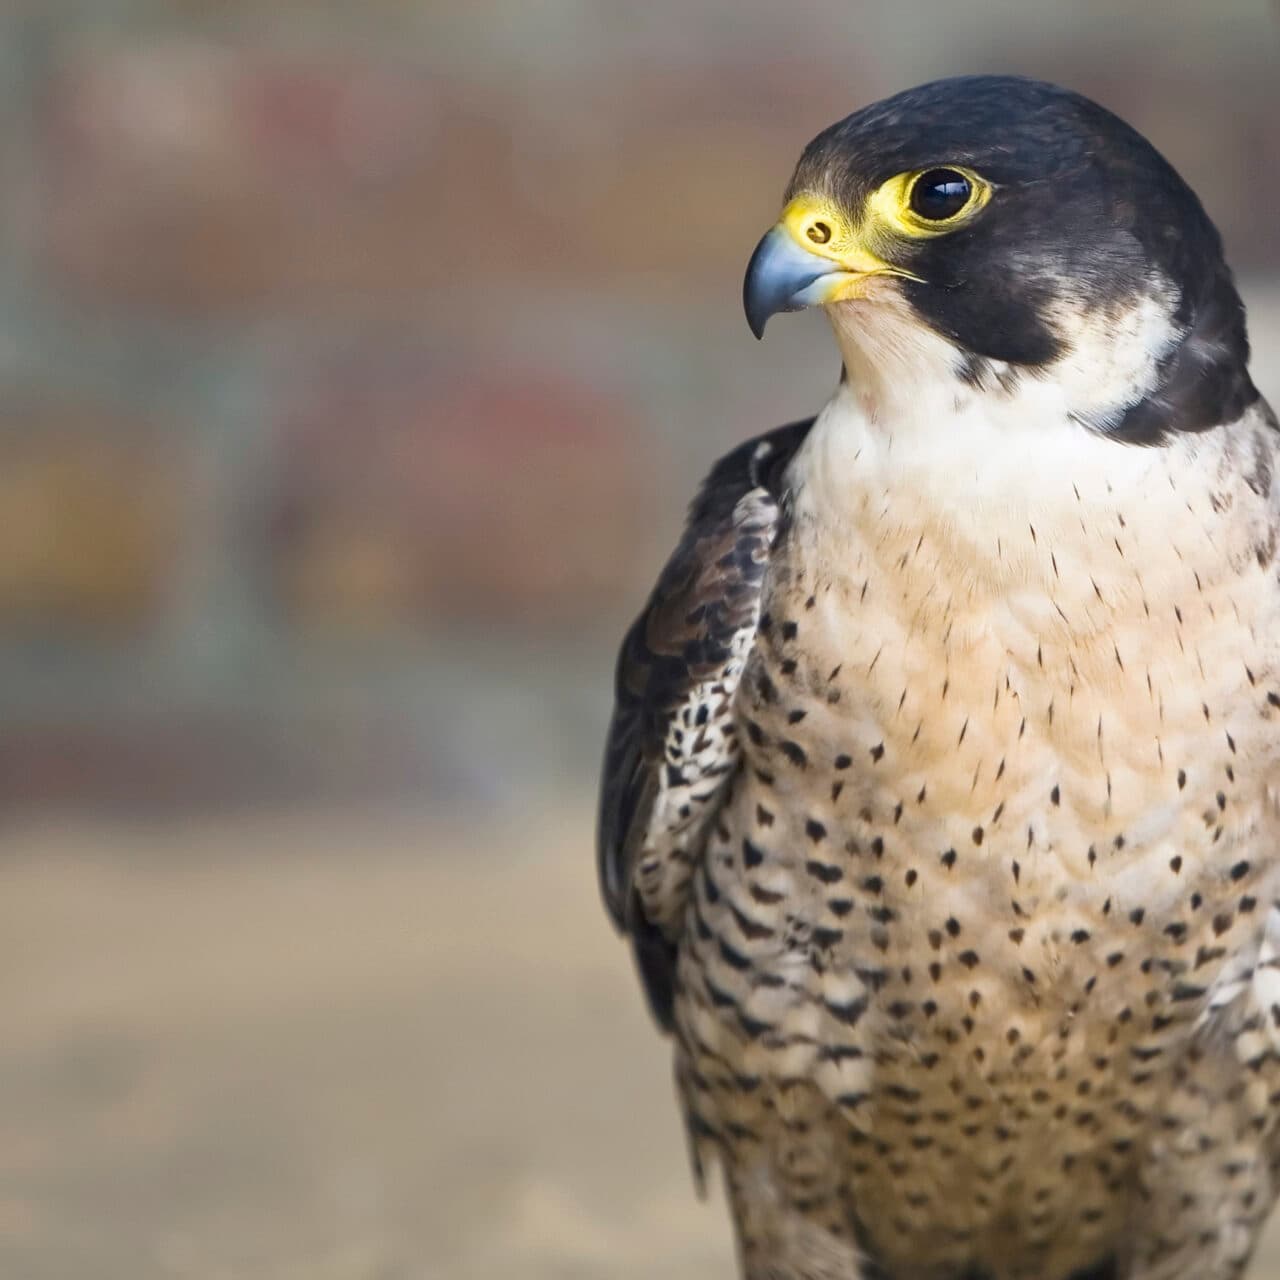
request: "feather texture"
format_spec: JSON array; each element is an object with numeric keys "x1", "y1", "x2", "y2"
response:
[{"x1": 597, "y1": 418, "x2": 812, "y2": 1028}]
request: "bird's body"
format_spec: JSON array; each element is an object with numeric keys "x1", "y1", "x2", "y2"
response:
[
  {"x1": 679, "y1": 389, "x2": 1280, "y2": 1280},
  {"x1": 598, "y1": 76, "x2": 1280, "y2": 1279}
]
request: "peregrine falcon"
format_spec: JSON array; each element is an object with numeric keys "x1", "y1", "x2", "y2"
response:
[{"x1": 597, "y1": 76, "x2": 1280, "y2": 1280}]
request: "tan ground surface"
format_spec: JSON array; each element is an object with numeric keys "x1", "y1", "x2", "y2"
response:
[{"x1": 3, "y1": 805, "x2": 1280, "y2": 1279}]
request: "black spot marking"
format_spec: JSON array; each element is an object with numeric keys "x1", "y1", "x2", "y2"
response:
[
  {"x1": 718, "y1": 938, "x2": 753, "y2": 971},
  {"x1": 730, "y1": 902, "x2": 776, "y2": 941},
  {"x1": 825, "y1": 996, "x2": 869, "y2": 1026},
  {"x1": 805, "y1": 860, "x2": 843, "y2": 885}
]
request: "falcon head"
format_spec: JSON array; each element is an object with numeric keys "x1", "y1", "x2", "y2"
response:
[{"x1": 744, "y1": 75, "x2": 1258, "y2": 443}]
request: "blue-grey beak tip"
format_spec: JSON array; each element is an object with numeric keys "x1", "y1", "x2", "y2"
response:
[
  {"x1": 742, "y1": 225, "x2": 832, "y2": 340},
  {"x1": 743, "y1": 227, "x2": 782, "y2": 340}
]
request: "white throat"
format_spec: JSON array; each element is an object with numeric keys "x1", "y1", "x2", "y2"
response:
[
  {"x1": 790, "y1": 290, "x2": 1248, "y2": 616},
  {"x1": 824, "y1": 285, "x2": 1181, "y2": 442}
]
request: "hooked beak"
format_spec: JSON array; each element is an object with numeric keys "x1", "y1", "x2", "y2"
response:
[
  {"x1": 742, "y1": 226, "x2": 852, "y2": 339},
  {"x1": 743, "y1": 195, "x2": 917, "y2": 339}
]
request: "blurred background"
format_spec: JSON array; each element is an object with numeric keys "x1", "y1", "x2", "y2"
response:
[{"x1": 2, "y1": 2, "x2": 1279, "y2": 1277}]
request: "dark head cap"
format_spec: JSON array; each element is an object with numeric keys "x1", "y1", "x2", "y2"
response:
[{"x1": 745, "y1": 76, "x2": 1257, "y2": 442}]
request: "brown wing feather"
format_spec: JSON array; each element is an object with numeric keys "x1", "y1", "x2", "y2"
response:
[{"x1": 597, "y1": 418, "x2": 812, "y2": 1029}]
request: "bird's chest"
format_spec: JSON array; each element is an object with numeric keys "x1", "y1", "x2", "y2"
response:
[
  {"x1": 714, "y1": 494, "x2": 1280, "y2": 1038},
  {"x1": 677, "y1": 480, "x2": 1280, "y2": 1259}
]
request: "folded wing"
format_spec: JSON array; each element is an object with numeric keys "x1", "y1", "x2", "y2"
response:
[{"x1": 597, "y1": 418, "x2": 812, "y2": 1028}]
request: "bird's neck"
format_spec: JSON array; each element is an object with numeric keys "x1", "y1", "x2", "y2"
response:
[
  {"x1": 809, "y1": 314, "x2": 1159, "y2": 542},
  {"x1": 789, "y1": 291, "x2": 1273, "y2": 617},
  {"x1": 789, "y1": 364, "x2": 1263, "y2": 628},
  {"x1": 825, "y1": 288, "x2": 1182, "y2": 442},
  {"x1": 824, "y1": 279, "x2": 1259, "y2": 449}
]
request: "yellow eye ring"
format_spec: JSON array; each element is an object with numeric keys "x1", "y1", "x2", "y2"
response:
[{"x1": 867, "y1": 165, "x2": 992, "y2": 238}]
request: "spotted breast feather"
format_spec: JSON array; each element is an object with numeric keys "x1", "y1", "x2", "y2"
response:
[{"x1": 597, "y1": 418, "x2": 812, "y2": 1029}]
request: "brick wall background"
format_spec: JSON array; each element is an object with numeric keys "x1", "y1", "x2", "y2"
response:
[
  {"x1": 6, "y1": 10, "x2": 1280, "y2": 1278},
  {"x1": 2, "y1": 1, "x2": 1278, "y2": 815}
]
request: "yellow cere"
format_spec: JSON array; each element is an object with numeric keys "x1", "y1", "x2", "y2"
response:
[
  {"x1": 778, "y1": 193, "x2": 896, "y2": 279},
  {"x1": 777, "y1": 166, "x2": 991, "y2": 299}
]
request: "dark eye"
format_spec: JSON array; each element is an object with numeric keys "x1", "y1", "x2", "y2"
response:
[{"x1": 910, "y1": 168, "x2": 973, "y2": 221}]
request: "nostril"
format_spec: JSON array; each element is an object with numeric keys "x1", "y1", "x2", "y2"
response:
[{"x1": 807, "y1": 222, "x2": 832, "y2": 245}]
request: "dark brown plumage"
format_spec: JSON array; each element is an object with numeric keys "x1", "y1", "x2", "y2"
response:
[{"x1": 599, "y1": 419, "x2": 811, "y2": 1026}]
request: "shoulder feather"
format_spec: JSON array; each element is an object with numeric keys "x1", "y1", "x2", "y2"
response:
[{"x1": 597, "y1": 417, "x2": 811, "y2": 1028}]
